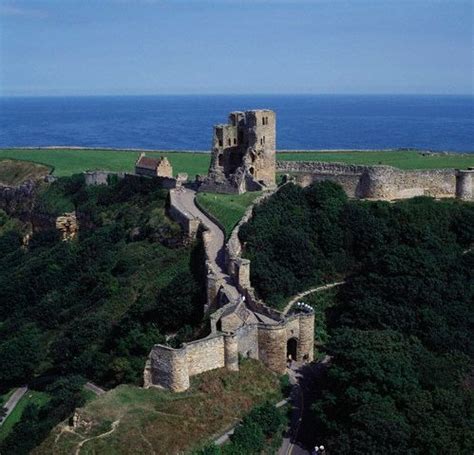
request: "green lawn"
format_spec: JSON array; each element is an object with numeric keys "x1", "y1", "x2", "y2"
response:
[
  {"x1": 196, "y1": 191, "x2": 262, "y2": 237},
  {"x1": 278, "y1": 150, "x2": 474, "y2": 170},
  {"x1": 0, "y1": 149, "x2": 211, "y2": 177},
  {"x1": 0, "y1": 391, "x2": 50, "y2": 441},
  {"x1": 0, "y1": 149, "x2": 471, "y2": 181}
]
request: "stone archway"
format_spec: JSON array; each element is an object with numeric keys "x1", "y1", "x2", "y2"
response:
[{"x1": 287, "y1": 337, "x2": 298, "y2": 362}]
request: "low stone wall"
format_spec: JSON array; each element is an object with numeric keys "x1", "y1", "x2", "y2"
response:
[
  {"x1": 84, "y1": 170, "x2": 177, "y2": 189},
  {"x1": 276, "y1": 160, "x2": 459, "y2": 200},
  {"x1": 168, "y1": 190, "x2": 200, "y2": 241},
  {"x1": 276, "y1": 160, "x2": 367, "y2": 175},
  {"x1": 226, "y1": 190, "x2": 277, "y2": 283}
]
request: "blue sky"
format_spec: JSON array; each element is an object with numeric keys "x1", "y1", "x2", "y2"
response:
[{"x1": 0, "y1": 0, "x2": 472, "y2": 96}]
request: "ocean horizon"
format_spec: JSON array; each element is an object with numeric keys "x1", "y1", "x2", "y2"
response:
[{"x1": 0, "y1": 94, "x2": 472, "y2": 152}]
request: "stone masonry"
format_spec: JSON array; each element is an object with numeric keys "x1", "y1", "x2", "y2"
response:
[
  {"x1": 277, "y1": 160, "x2": 474, "y2": 201},
  {"x1": 200, "y1": 110, "x2": 277, "y2": 194},
  {"x1": 143, "y1": 109, "x2": 473, "y2": 394}
]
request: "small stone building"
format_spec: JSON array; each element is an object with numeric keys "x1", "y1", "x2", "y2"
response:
[
  {"x1": 200, "y1": 110, "x2": 277, "y2": 194},
  {"x1": 135, "y1": 153, "x2": 173, "y2": 178}
]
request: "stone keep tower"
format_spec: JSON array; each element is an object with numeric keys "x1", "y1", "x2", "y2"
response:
[{"x1": 201, "y1": 110, "x2": 276, "y2": 193}]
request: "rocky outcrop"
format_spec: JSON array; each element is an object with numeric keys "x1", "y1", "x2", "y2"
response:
[{"x1": 55, "y1": 212, "x2": 79, "y2": 241}]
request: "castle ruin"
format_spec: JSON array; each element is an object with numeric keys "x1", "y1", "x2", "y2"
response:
[{"x1": 200, "y1": 110, "x2": 276, "y2": 194}]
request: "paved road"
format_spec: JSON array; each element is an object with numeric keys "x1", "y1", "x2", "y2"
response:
[
  {"x1": 172, "y1": 187, "x2": 226, "y2": 271},
  {"x1": 173, "y1": 187, "x2": 241, "y2": 302},
  {"x1": 278, "y1": 357, "x2": 332, "y2": 455},
  {"x1": 0, "y1": 386, "x2": 28, "y2": 426},
  {"x1": 283, "y1": 281, "x2": 345, "y2": 315}
]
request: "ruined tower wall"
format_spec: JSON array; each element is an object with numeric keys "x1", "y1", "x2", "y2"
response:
[
  {"x1": 146, "y1": 345, "x2": 190, "y2": 392},
  {"x1": 245, "y1": 110, "x2": 276, "y2": 187},
  {"x1": 224, "y1": 333, "x2": 239, "y2": 371},
  {"x1": 455, "y1": 170, "x2": 474, "y2": 200},
  {"x1": 257, "y1": 325, "x2": 287, "y2": 374},
  {"x1": 235, "y1": 324, "x2": 259, "y2": 360},
  {"x1": 297, "y1": 313, "x2": 315, "y2": 362},
  {"x1": 201, "y1": 110, "x2": 276, "y2": 193}
]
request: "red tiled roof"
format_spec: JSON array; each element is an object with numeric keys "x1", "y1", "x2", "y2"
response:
[{"x1": 136, "y1": 155, "x2": 160, "y2": 170}]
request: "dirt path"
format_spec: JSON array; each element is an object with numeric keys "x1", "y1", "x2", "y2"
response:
[
  {"x1": 0, "y1": 386, "x2": 28, "y2": 426},
  {"x1": 74, "y1": 419, "x2": 120, "y2": 455},
  {"x1": 283, "y1": 282, "x2": 345, "y2": 315},
  {"x1": 84, "y1": 382, "x2": 106, "y2": 396}
]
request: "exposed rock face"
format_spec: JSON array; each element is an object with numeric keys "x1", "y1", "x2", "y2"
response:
[
  {"x1": 200, "y1": 110, "x2": 277, "y2": 194},
  {"x1": 0, "y1": 180, "x2": 38, "y2": 216},
  {"x1": 55, "y1": 212, "x2": 79, "y2": 241}
]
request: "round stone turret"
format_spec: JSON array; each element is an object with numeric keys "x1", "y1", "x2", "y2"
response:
[
  {"x1": 455, "y1": 169, "x2": 474, "y2": 201},
  {"x1": 224, "y1": 333, "x2": 239, "y2": 371},
  {"x1": 258, "y1": 324, "x2": 287, "y2": 374},
  {"x1": 297, "y1": 312, "x2": 315, "y2": 362}
]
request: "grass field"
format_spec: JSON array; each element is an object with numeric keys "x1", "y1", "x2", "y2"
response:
[
  {"x1": 196, "y1": 191, "x2": 262, "y2": 237},
  {"x1": 0, "y1": 159, "x2": 51, "y2": 185},
  {"x1": 35, "y1": 359, "x2": 281, "y2": 455},
  {"x1": 0, "y1": 149, "x2": 211, "y2": 177},
  {"x1": 0, "y1": 391, "x2": 50, "y2": 441},
  {"x1": 0, "y1": 149, "x2": 472, "y2": 180},
  {"x1": 278, "y1": 150, "x2": 474, "y2": 170}
]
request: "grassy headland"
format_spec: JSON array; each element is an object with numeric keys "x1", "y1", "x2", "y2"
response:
[
  {"x1": 278, "y1": 150, "x2": 474, "y2": 169},
  {"x1": 0, "y1": 148, "x2": 472, "y2": 179},
  {"x1": 0, "y1": 149, "x2": 211, "y2": 177},
  {"x1": 0, "y1": 159, "x2": 51, "y2": 185},
  {"x1": 34, "y1": 359, "x2": 282, "y2": 455}
]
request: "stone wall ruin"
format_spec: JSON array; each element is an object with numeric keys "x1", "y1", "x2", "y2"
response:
[
  {"x1": 200, "y1": 110, "x2": 277, "y2": 194},
  {"x1": 276, "y1": 160, "x2": 473, "y2": 201}
]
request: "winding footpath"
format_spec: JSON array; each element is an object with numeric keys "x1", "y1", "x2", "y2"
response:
[{"x1": 283, "y1": 281, "x2": 346, "y2": 315}]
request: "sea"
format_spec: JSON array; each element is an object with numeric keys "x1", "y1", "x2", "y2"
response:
[{"x1": 0, "y1": 95, "x2": 472, "y2": 152}]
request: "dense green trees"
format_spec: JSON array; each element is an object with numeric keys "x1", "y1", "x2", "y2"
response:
[
  {"x1": 0, "y1": 175, "x2": 205, "y2": 391},
  {"x1": 0, "y1": 376, "x2": 86, "y2": 455},
  {"x1": 193, "y1": 402, "x2": 287, "y2": 455},
  {"x1": 241, "y1": 182, "x2": 474, "y2": 453}
]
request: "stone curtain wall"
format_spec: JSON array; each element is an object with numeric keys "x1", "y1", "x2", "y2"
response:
[
  {"x1": 145, "y1": 332, "x2": 243, "y2": 391},
  {"x1": 185, "y1": 334, "x2": 226, "y2": 376},
  {"x1": 168, "y1": 189, "x2": 200, "y2": 241},
  {"x1": 276, "y1": 160, "x2": 457, "y2": 200},
  {"x1": 361, "y1": 167, "x2": 456, "y2": 199}
]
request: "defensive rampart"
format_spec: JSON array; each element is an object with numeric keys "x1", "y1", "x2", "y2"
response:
[
  {"x1": 145, "y1": 185, "x2": 315, "y2": 392},
  {"x1": 168, "y1": 189, "x2": 201, "y2": 241},
  {"x1": 275, "y1": 161, "x2": 470, "y2": 200}
]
